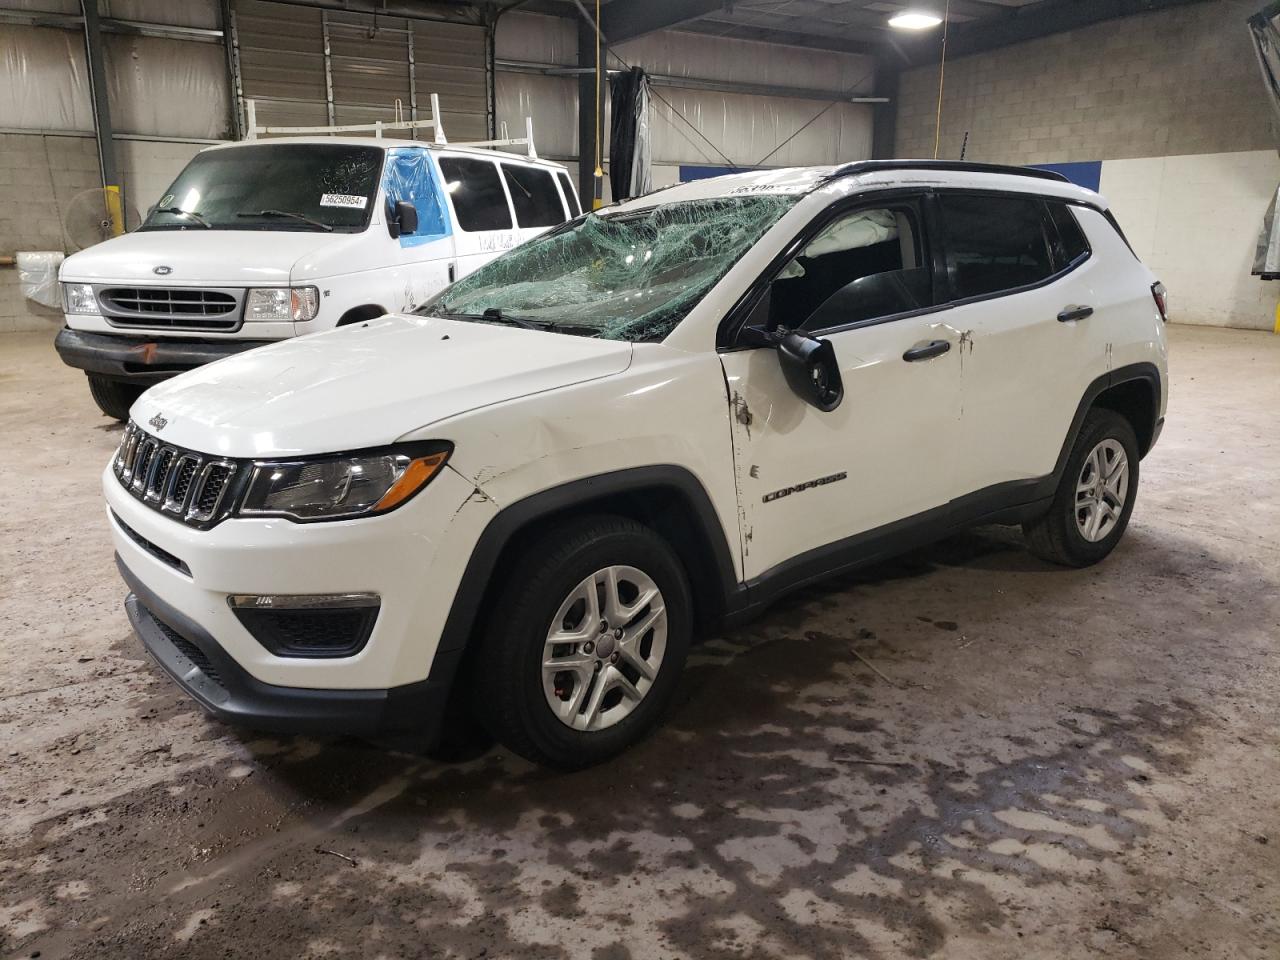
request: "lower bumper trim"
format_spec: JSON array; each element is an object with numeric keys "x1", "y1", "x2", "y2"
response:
[
  {"x1": 56, "y1": 327, "x2": 274, "y2": 384},
  {"x1": 117, "y1": 554, "x2": 455, "y2": 738}
]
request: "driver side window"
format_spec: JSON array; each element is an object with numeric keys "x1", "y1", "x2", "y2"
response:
[{"x1": 761, "y1": 204, "x2": 935, "y2": 333}]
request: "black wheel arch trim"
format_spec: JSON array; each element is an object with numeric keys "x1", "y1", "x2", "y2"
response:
[{"x1": 434, "y1": 465, "x2": 741, "y2": 661}]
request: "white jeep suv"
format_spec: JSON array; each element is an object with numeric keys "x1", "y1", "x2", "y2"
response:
[{"x1": 105, "y1": 161, "x2": 1169, "y2": 769}]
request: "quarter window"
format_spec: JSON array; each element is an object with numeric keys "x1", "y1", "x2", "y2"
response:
[
  {"x1": 437, "y1": 156, "x2": 513, "y2": 232},
  {"x1": 938, "y1": 194, "x2": 1054, "y2": 300},
  {"x1": 1045, "y1": 201, "x2": 1090, "y2": 269},
  {"x1": 501, "y1": 164, "x2": 565, "y2": 227}
]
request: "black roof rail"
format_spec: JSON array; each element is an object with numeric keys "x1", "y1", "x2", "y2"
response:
[{"x1": 821, "y1": 159, "x2": 1071, "y2": 185}]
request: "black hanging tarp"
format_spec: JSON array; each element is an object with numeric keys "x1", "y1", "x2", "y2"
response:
[{"x1": 609, "y1": 66, "x2": 652, "y2": 201}]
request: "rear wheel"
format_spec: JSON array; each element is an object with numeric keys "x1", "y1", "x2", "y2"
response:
[
  {"x1": 471, "y1": 515, "x2": 692, "y2": 769},
  {"x1": 86, "y1": 373, "x2": 143, "y2": 422},
  {"x1": 1023, "y1": 408, "x2": 1139, "y2": 567}
]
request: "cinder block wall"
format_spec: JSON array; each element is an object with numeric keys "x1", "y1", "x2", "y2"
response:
[
  {"x1": 896, "y1": 0, "x2": 1271, "y2": 164},
  {"x1": 0, "y1": 133, "x2": 205, "y2": 335},
  {"x1": 894, "y1": 0, "x2": 1280, "y2": 330}
]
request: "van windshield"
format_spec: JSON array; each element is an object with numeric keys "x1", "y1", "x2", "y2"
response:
[
  {"x1": 419, "y1": 194, "x2": 798, "y2": 342},
  {"x1": 139, "y1": 143, "x2": 383, "y2": 233}
]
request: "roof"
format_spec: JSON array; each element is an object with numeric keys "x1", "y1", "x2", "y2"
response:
[
  {"x1": 200, "y1": 136, "x2": 568, "y2": 169},
  {"x1": 611, "y1": 161, "x2": 1102, "y2": 213}
]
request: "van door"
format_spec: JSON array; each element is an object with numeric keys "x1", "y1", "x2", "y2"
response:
[
  {"x1": 500, "y1": 162, "x2": 570, "y2": 243},
  {"x1": 381, "y1": 147, "x2": 456, "y2": 310},
  {"x1": 436, "y1": 154, "x2": 518, "y2": 280}
]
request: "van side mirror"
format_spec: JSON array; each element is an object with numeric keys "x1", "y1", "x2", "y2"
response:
[
  {"x1": 775, "y1": 329, "x2": 844, "y2": 412},
  {"x1": 389, "y1": 200, "x2": 418, "y2": 238}
]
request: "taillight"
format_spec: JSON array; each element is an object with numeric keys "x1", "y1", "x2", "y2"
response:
[{"x1": 1151, "y1": 281, "x2": 1169, "y2": 323}]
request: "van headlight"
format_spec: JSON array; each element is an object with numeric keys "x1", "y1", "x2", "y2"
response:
[
  {"x1": 62, "y1": 282, "x2": 99, "y2": 315},
  {"x1": 245, "y1": 286, "x2": 320, "y2": 322},
  {"x1": 237, "y1": 443, "x2": 451, "y2": 521}
]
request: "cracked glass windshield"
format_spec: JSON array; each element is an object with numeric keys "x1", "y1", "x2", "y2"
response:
[{"x1": 419, "y1": 194, "x2": 798, "y2": 342}]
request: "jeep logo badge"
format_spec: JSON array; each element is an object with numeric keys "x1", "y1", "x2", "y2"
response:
[
  {"x1": 148, "y1": 412, "x2": 169, "y2": 432},
  {"x1": 153, "y1": 265, "x2": 172, "y2": 276}
]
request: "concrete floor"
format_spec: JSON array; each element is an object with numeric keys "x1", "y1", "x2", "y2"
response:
[{"x1": 1, "y1": 324, "x2": 1278, "y2": 960}]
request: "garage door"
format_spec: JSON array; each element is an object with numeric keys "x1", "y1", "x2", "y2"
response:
[{"x1": 231, "y1": 0, "x2": 488, "y2": 140}]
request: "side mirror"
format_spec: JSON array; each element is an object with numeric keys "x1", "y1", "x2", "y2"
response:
[
  {"x1": 775, "y1": 329, "x2": 844, "y2": 412},
  {"x1": 389, "y1": 200, "x2": 418, "y2": 238}
]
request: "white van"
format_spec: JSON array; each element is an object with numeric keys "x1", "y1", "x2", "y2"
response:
[{"x1": 55, "y1": 119, "x2": 581, "y2": 420}]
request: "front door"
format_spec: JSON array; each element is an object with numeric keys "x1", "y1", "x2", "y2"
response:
[
  {"x1": 383, "y1": 147, "x2": 456, "y2": 310},
  {"x1": 720, "y1": 198, "x2": 963, "y2": 582}
]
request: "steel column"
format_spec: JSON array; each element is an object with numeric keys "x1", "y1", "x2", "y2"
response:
[{"x1": 80, "y1": 0, "x2": 123, "y2": 236}]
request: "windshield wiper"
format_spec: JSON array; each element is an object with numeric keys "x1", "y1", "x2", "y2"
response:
[
  {"x1": 236, "y1": 209, "x2": 333, "y2": 232},
  {"x1": 152, "y1": 207, "x2": 211, "y2": 229}
]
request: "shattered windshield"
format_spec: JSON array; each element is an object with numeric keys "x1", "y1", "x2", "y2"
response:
[{"x1": 419, "y1": 194, "x2": 798, "y2": 342}]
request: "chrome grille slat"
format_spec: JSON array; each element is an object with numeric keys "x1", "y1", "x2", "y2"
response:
[
  {"x1": 112, "y1": 421, "x2": 240, "y2": 527},
  {"x1": 93, "y1": 284, "x2": 245, "y2": 332}
]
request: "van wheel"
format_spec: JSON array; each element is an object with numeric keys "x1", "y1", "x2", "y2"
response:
[
  {"x1": 1023, "y1": 408, "x2": 1139, "y2": 567},
  {"x1": 86, "y1": 374, "x2": 143, "y2": 422},
  {"x1": 472, "y1": 515, "x2": 692, "y2": 769}
]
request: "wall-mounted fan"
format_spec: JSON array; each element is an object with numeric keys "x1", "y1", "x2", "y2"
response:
[{"x1": 61, "y1": 188, "x2": 141, "y2": 251}]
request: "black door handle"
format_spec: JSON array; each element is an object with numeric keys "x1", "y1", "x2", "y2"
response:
[
  {"x1": 902, "y1": 339, "x2": 952, "y2": 362},
  {"x1": 1058, "y1": 305, "x2": 1093, "y2": 323}
]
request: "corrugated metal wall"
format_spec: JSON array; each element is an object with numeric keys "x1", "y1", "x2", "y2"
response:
[
  {"x1": 494, "y1": 11, "x2": 876, "y2": 195},
  {"x1": 232, "y1": 0, "x2": 488, "y2": 140}
]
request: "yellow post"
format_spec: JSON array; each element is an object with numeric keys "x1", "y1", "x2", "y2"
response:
[{"x1": 104, "y1": 185, "x2": 125, "y2": 236}]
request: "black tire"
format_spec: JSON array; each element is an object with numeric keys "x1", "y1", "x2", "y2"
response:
[
  {"x1": 86, "y1": 373, "x2": 143, "y2": 422},
  {"x1": 470, "y1": 514, "x2": 692, "y2": 770},
  {"x1": 1023, "y1": 408, "x2": 1140, "y2": 567}
]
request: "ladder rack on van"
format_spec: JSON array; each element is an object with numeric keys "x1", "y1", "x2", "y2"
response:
[{"x1": 243, "y1": 94, "x2": 538, "y2": 158}]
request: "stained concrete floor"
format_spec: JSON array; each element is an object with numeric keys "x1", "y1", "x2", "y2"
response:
[{"x1": 0, "y1": 324, "x2": 1278, "y2": 960}]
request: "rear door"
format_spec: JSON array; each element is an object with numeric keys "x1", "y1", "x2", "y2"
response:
[
  {"x1": 437, "y1": 154, "x2": 519, "y2": 279},
  {"x1": 933, "y1": 192, "x2": 1108, "y2": 495}
]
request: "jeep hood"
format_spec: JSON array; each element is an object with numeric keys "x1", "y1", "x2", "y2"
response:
[
  {"x1": 133, "y1": 314, "x2": 635, "y2": 457},
  {"x1": 59, "y1": 229, "x2": 356, "y2": 286}
]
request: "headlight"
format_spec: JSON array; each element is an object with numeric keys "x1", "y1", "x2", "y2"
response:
[
  {"x1": 245, "y1": 286, "x2": 320, "y2": 322},
  {"x1": 62, "y1": 282, "x2": 99, "y2": 315},
  {"x1": 238, "y1": 444, "x2": 451, "y2": 521}
]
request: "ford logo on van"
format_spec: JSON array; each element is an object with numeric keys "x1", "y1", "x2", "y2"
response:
[{"x1": 153, "y1": 265, "x2": 172, "y2": 276}]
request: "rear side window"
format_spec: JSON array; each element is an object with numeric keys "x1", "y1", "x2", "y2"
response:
[
  {"x1": 557, "y1": 170, "x2": 582, "y2": 217},
  {"x1": 437, "y1": 156, "x2": 512, "y2": 232},
  {"x1": 501, "y1": 164, "x2": 565, "y2": 227},
  {"x1": 1045, "y1": 201, "x2": 1090, "y2": 268},
  {"x1": 938, "y1": 194, "x2": 1053, "y2": 300}
]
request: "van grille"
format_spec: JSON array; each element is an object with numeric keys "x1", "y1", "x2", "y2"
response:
[
  {"x1": 114, "y1": 422, "x2": 239, "y2": 527},
  {"x1": 97, "y1": 285, "x2": 244, "y2": 332}
]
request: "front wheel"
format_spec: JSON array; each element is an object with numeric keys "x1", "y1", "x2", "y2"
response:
[
  {"x1": 86, "y1": 373, "x2": 143, "y2": 422},
  {"x1": 1023, "y1": 408, "x2": 1140, "y2": 567},
  {"x1": 470, "y1": 515, "x2": 692, "y2": 769}
]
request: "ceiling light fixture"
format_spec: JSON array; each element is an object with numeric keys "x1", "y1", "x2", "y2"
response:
[{"x1": 888, "y1": 11, "x2": 943, "y2": 29}]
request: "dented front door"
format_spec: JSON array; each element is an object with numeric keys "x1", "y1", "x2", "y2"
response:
[{"x1": 720, "y1": 316, "x2": 962, "y2": 582}]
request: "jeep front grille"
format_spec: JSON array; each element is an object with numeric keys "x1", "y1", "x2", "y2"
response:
[
  {"x1": 114, "y1": 422, "x2": 239, "y2": 527},
  {"x1": 96, "y1": 285, "x2": 244, "y2": 332}
]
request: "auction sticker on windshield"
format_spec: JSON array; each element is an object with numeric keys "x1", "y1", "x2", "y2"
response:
[{"x1": 320, "y1": 193, "x2": 367, "y2": 209}]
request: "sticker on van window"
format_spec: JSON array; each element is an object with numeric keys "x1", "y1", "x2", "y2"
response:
[
  {"x1": 159, "y1": 194, "x2": 174, "y2": 208},
  {"x1": 320, "y1": 193, "x2": 368, "y2": 209}
]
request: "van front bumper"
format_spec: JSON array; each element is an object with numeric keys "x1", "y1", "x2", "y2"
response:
[
  {"x1": 119, "y1": 554, "x2": 458, "y2": 737},
  {"x1": 55, "y1": 327, "x2": 273, "y2": 384}
]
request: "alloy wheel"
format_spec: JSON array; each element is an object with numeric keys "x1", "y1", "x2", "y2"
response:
[
  {"x1": 541, "y1": 565, "x2": 668, "y2": 731},
  {"x1": 1075, "y1": 438, "x2": 1129, "y2": 542}
]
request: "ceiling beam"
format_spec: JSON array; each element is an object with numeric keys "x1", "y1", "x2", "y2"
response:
[
  {"x1": 680, "y1": 19, "x2": 883, "y2": 56},
  {"x1": 601, "y1": 0, "x2": 728, "y2": 43},
  {"x1": 900, "y1": 0, "x2": 1213, "y2": 64}
]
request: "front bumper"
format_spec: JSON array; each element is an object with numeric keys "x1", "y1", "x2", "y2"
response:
[
  {"x1": 55, "y1": 327, "x2": 274, "y2": 384},
  {"x1": 121, "y1": 555, "x2": 456, "y2": 736}
]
